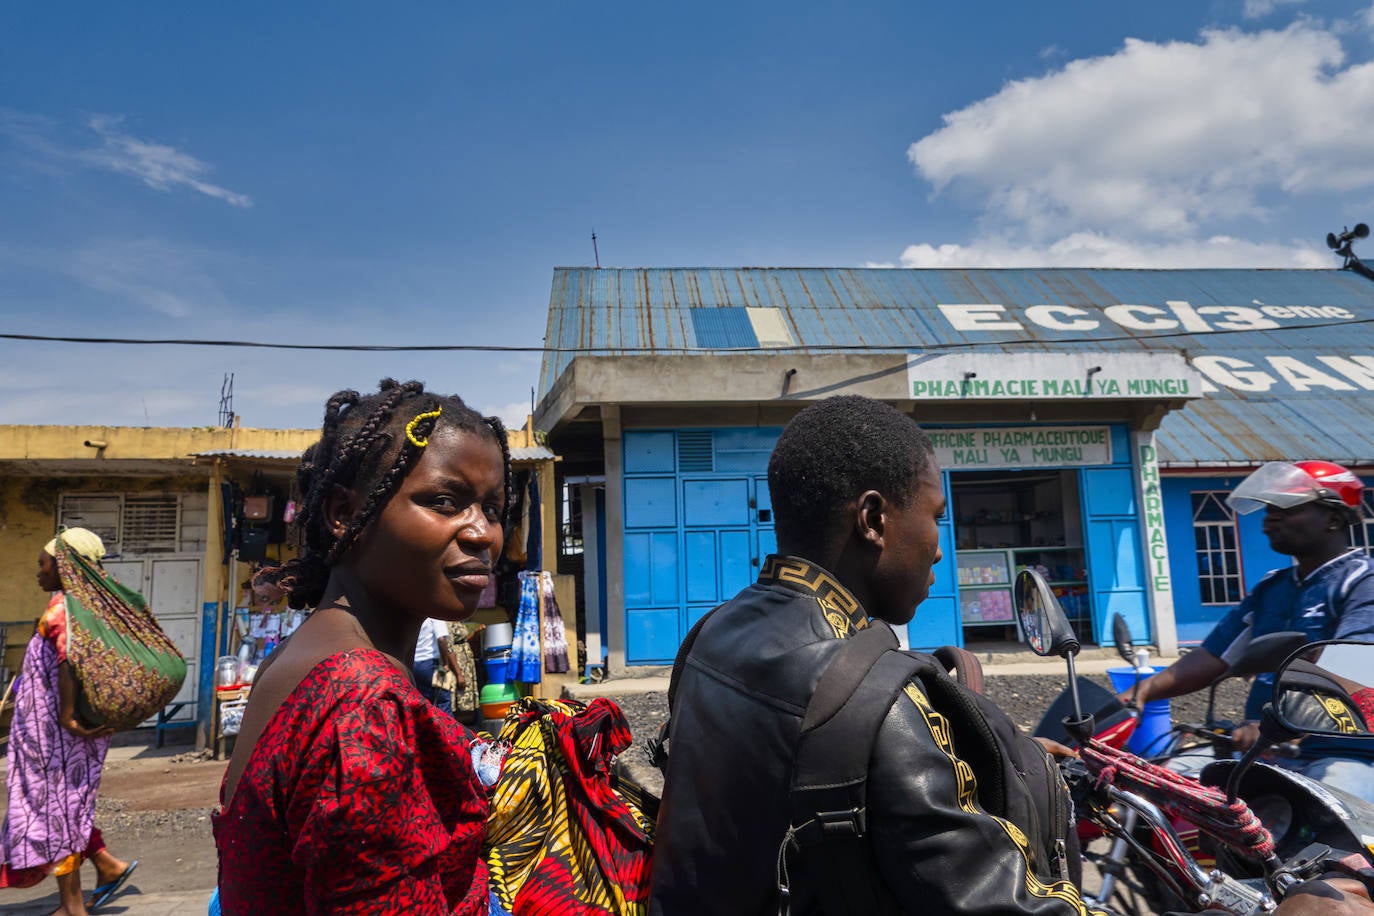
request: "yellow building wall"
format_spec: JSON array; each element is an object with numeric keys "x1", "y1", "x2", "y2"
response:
[
  {"x1": 0, "y1": 473, "x2": 208, "y2": 676},
  {"x1": 0, "y1": 422, "x2": 571, "y2": 696},
  {"x1": 0, "y1": 425, "x2": 318, "y2": 463}
]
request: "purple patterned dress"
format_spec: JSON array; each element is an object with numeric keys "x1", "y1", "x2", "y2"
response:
[{"x1": 0, "y1": 593, "x2": 110, "y2": 885}]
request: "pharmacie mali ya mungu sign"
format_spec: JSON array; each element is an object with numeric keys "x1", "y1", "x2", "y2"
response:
[
  {"x1": 908, "y1": 351, "x2": 1198, "y2": 400},
  {"x1": 931, "y1": 427, "x2": 1111, "y2": 470}
]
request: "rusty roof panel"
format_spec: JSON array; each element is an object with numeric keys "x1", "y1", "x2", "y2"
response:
[{"x1": 538, "y1": 267, "x2": 1374, "y2": 465}]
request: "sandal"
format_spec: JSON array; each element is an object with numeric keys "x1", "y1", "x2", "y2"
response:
[{"x1": 89, "y1": 859, "x2": 138, "y2": 909}]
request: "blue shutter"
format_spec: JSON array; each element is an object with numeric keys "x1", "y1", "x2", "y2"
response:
[
  {"x1": 1080, "y1": 467, "x2": 1149, "y2": 644},
  {"x1": 907, "y1": 471, "x2": 961, "y2": 650}
]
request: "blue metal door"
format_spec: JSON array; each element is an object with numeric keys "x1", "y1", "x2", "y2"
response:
[
  {"x1": 1079, "y1": 467, "x2": 1150, "y2": 645},
  {"x1": 908, "y1": 471, "x2": 961, "y2": 650}
]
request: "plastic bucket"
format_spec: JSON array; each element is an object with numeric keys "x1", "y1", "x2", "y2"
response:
[
  {"x1": 480, "y1": 700, "x2": 515, "y2": 721},
  {"x1": 1107, "y1": 666, "x2": 1172, "y2": 756},
  {"x1": 480, "y1": 682, "x2": 520, "y2": 704},
  {"x1": 484, "y1": 656, "x2": 511, "y2": 685}
]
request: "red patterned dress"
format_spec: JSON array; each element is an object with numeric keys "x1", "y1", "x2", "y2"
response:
[{"x1": 212, "y1": 650, "x2": 489, "y2": 915}]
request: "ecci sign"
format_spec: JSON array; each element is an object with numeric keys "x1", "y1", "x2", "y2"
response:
[{"x1": 937, "y1": 301, "x2": 1354, "y2": 335}]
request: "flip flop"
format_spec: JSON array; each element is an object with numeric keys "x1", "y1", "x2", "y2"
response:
[{"x1": 89, "y1": 859, "x2": 138, "y2": 909}]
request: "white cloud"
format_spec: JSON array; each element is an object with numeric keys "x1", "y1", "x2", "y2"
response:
[
  {"x1": 62, "y1": 238, "x2": 233, "y2": 317},
  {"x1": 0, "y1": 110, "x2": 250, "y2": 207},
  {"x1": 907, "y1": 24, "x2": 1374, "y2": 239},
  {"x1": 897, "y1": 231, "x2": 1330, "y2": 269},
  {"x1": 484, "y1": 399, "x2": 536, "y2": 431},
  {"x1": 1243, "y1": 0, "x2": 1309, "y2": 19},
  {"x1": 83, "y1": 116, "x2": 251, "y2": 207}
]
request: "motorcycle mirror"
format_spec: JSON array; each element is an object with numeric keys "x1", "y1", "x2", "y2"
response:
[
  {"x1": 1206, "y1": 630, "x2": 1308, "y2": 727},
  {"x1": 1227, "y1": 631, "x2": 1309, "y2": 679},
  {"x1": 1271, "y1": 639, "x2": 1374, "y2": 739},
  {"x1": 1016, "y1": 568, "x2": 1093, "y2": 742},
  {"x1": 1016, "y1": 569, "x2": 1080, "y2": 659},
  {"x1": 1111, "y1": 612, "x2": 1135, "y2": 665}
]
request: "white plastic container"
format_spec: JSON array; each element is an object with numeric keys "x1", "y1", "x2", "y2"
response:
[{"x1": 483, "y1": 622, "x2": 513, "y2": 652}]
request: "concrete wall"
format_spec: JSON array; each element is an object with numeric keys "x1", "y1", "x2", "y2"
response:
[
  {"x1": 0, "y1": 473, "x2": 216, "y2": 676},
  {"x1": 0, "y1": 425, "x2": 317, "y2": 464}
]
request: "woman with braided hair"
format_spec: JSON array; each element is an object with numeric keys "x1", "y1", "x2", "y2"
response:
[{"x1": 213, "y1": 379, "x2": 513, "y2": 915}]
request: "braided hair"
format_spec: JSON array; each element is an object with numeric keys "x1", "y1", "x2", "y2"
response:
[{"x1": 256, "y1": 378, "x2": 514, "y2": 609}]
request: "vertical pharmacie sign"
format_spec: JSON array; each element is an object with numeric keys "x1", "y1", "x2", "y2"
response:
[
  {"x1": 1137, "y1": 442, "x2": 1170, "y2": 592},
  {"x1": 929, "y1": 427, "x2": 1111, "y2": 471},
  {"x1": 1134, "y1": 432, "x2": 1179, "y2": 655}
]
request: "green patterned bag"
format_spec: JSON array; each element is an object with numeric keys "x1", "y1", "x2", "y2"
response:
[{"x1": 55, "y1": 541, "x2": 187, "y2": 731}]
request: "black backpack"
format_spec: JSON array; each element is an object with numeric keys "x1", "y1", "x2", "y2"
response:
[{"x1": 651, "y1": 619, "x2": 1076, "y2": 916}]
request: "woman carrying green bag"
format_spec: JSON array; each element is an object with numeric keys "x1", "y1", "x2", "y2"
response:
[{"x1": 0, "y1": 528, "x2": 154, "y2": 914}]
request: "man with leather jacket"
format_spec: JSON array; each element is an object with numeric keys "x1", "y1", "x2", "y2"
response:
[
  {"x1": 1118, "y1": 460, "x2": 1374, "y2": 799},
  {"x1": 649, "y1": 397, "x2": 1102, "y2": 916}
]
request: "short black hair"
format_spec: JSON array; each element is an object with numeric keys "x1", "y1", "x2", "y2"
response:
[
  {"x1": 257, "y1": 378, "x2": 513, "y2": 609},
  {"x1": 768, "y1": 396, "x2": 935, "y2": 556}
]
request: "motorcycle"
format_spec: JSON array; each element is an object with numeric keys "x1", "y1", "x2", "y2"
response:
[{"x1": 1016, "y1": 568, "x2": 1374, "y2": 914}]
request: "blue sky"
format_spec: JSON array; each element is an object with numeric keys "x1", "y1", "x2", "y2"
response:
[{"x1": 3, "y1": 1, "x2": 1373, "y2": 428}]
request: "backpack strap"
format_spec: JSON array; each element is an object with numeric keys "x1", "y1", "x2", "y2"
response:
[
  {"x1": 646, "y1": 607, "x2": 718, "y2": 773},
  {"x1": 780, "y1": 625, "x2": 926, "y2": 915},
  {"x1": 931, "y1": 644, "x2": 985, "y2": 694}
]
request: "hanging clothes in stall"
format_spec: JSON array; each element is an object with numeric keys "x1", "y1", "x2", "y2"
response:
[
  {"x1": 539, "y1": 571, "x2": 569, "y2": 674},
  {"x1": 510, "y1": 571, "x2": 542, "y2": 684},
  {"x1": 524, "y1": 474, "x2": 542, "y2": 572}
]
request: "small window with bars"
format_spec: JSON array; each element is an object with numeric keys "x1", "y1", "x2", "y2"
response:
[
  {"x1": 59, "y1": 492, "x2": 204, "y2": 556},
  {"x1": 1348, "y1": 489, "x2": 1374, "y2": 555},
  {"x1": 1193, "y1": 491, "x2": 1244, "y2": 606}
]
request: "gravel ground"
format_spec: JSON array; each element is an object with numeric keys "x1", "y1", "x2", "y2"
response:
[{"x1": 607, "y1": 670, "x2": 1254, "y2": 798}]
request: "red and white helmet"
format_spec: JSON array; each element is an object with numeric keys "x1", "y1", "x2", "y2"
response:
[{"x1": 1226, "y1": 460, "x2": 1365, "y2": 520}]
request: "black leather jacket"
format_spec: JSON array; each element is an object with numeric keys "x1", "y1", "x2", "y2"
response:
[{"x1": 649, "y1": 556, "x2": 1100, "y2": 916}]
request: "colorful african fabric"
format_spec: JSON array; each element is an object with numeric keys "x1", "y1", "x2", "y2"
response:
[
  {"x1": 213, "y1": 649, "x2": 489, "y2": 915},
  {"x1": 54, "y1": 539, "x2": 186, "y2": 731},
  {"x1": 539, "y1": 572, "x2": 570, "y2": 674},
  {"x1": 510, "y1": 572, "x2": 542, "y2": 684},
  {"x1": 484, "y1": 696, "x2": 654, "y2": 915},
  {"x1": 0, "y1": 594, "x2": 111, "y2": 884}
]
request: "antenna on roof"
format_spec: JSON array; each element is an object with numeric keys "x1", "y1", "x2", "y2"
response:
[
  {"x1": 1326, "y1": 222, "x2": 1374, "y2": 283},
  {"x1": 218, "y1": 372, "x2": 235, "y2": 427},
  {"x1": 592, "y1": 230, "x2": 601, "y2": 269}
]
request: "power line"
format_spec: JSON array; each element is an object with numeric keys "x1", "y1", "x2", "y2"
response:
[{"x1": 2, "y1": 315, "x2": 1373, "y2": 355}]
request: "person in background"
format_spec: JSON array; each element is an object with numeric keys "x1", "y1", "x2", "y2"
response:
[
  {"x1": 651, "y1": 396, "x2": 1100, "y2": 916},
  {"x1": 445, "y1": 620, "x2": 484, "y2": 724},
  {"x1": 214, "y1": 379, "x2": 511, "y2": 914},
  {"x1": 1119, "y1": 460, "x2": 1374, "y2": 799},
  {"x1": 0, "y1": 528, "x2": 138, "y2": 915},
  {"x1": 412, "y1": 617, "x2": 456, "y2": 712}
]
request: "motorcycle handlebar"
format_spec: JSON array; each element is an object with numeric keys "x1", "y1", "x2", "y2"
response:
[{"x1": 1172, "y1": 722, "x2": 1301, "y2": 758}]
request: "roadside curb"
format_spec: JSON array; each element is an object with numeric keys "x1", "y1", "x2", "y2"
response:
[
  {"x1": 564, "y1": 652, "x2": 1179, "y2": 701},
  {"x1": 6, "y1": 889, "x2": 218, "y2": 915}
]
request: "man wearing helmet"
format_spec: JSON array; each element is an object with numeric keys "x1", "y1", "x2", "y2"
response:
[{"x1": 1120, "y1": 460, "x2": 1374, "y2": 798}]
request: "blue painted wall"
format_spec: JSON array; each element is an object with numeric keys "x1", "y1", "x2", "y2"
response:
[
  {"x1": 620, "y1": 423, "x2": 1155, "y2": 663},
  {"x1": 623, "y1": 428, "x2": 780, "y2": 664},
  {"x1": 1161, "y1": 475, "x2": 1286, "y2": 644}
]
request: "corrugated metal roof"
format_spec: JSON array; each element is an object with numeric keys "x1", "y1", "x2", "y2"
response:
[
  {"x1": 194, "y1": 449, "x2": 302, "y2": 460},
  {"x1": 539, "y1": 267, "x2": 1374, "y2": 466},
  {"x1": 198, "y1": 446, "x2": 556, "y2": 462},
  {"x1": 510, "y1": 445, "x2": 555, "y2": 462}
]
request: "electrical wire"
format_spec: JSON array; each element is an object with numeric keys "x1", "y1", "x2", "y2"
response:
[{"x1": 2, "y1": 314, "x2": 1372, "y2": 354}]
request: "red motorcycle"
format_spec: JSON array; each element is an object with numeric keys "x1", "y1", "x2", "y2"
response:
[{"x1": 1020, "y1": 570, "x2": 1374, "y2": 915}]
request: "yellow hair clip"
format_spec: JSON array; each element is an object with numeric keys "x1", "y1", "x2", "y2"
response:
[{"x1": 406, "y1": 408, "x2": 442, "y2": 448}]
